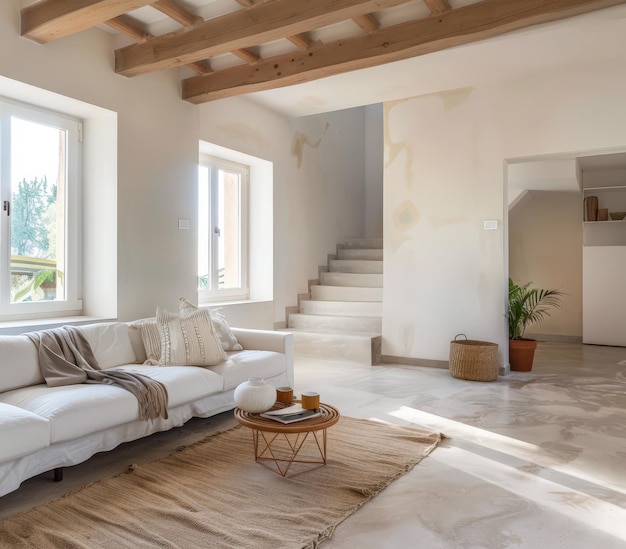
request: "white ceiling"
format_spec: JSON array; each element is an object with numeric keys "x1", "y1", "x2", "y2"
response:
[
  {"x1": 97, "y1": 1, "x2": 626, "y2": 118},
  {"x1": 242, "y1": 3, "x2": 626, "y2": 118}
]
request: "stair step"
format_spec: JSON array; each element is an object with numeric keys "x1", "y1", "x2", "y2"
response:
[
  {"x1": 300, "y1": 300, "x2": 382, "y2": 317},
  {"x1": 338, "y1": 238, "x2": 383, "y2": 250},
  {"x1": 288, "y1": 329, "x2": 381, "y2": 365},
  {"x1": 310, "y1": 285, "x2": 383, "y2": 302},
  {"x1": 288, "y1": 313, "x2": 382, "y2": 333},
  {"x1": 328, "y1": 259, "x2": 383, "y2": 274},
  {"x1": 338, "y1": 248, "x2": 383, "y2": 260},
  {"x1": 320, "y1": 272, "x2": 383, "y2": 288}
]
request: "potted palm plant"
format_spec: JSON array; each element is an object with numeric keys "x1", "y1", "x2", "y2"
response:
[{"x1": 508, "y1": 278, "x2": 565, "y2": 371}]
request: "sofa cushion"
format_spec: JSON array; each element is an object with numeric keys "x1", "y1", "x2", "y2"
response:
[
  {"x1": 128, "y1": 318, "x2": 153, "y2": 364},
  {"x1": 109, "y1": 365, "x2": 224, "y2": 407},
  {"x1": 208, "y1": 350, "x2": 287, "y2": 390},
  {"x1": 0, "y1": 335, "x2": 44, "y2": 393},
  {"x1": 0, "y1": 403, "x2": 50, "y2": 463},
  {"x1": 0, "y1": 384, "x2": 140, "y2": 444},
  {"x1": 157, "y1": 307, "x2": 226, "y2": 366},
  {"x1": 79, "y1": 322, "x2": 137, "y2": 368}
]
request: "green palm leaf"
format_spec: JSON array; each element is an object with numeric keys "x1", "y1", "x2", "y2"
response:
[{"x1": 508, "y1": 279, "x2": 565, "y2": 340}]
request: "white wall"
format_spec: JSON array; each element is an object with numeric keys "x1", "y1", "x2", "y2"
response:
[
  {"x1": 509, "y1": 191, "x2": 582, "y2": 338},
  {"x1": 0, "y1": 0, "x2": 367, "y2": 328},
  {"x1": 365, "y1": 104, "x2": 383, "y2": 238},
  {"x1": 383, "y1": 60, "x2": 626, "y2": 362},
  {"x1": 198, "y1": 100, "x2": 367, "y2": 325}
]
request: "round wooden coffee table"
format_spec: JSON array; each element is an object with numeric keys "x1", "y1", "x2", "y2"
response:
[{"x1": 234, "y1": 402, "x2": 340, "y2": 477}]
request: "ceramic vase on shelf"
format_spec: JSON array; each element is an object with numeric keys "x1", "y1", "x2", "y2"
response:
[{"x1": 234, "y1": 377, "x2": 276, "y2": 413}]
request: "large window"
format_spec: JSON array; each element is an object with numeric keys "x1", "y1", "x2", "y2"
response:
[
  {"x1": 198, "y1": 155, "x2": 249, "y2": 302},
  {"x1": 0, "y1": 98, "x2": 81, "y2": 318}
]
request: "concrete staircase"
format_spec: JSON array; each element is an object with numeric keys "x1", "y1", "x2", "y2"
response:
[{"x1": 287, "y1": 238, "x2": 383, "y2": 364}]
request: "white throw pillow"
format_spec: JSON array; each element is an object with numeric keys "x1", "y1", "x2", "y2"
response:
[
  {"x1": 179, "y1": 297, "x2": 243, "y2": 351},
  {"x1": 157, "y1": 306, "x2": 227, "y2": 366},
  {"x1": 128, "y1": 317, "x2": 155, "y2": 364}
]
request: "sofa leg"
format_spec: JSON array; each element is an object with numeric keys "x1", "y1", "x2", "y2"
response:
[{"x1": 54, "y1": 467, "x2": 63, "y2": 482}]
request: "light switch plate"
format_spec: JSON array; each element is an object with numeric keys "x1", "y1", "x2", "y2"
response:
[
  {"x1": 483, "y1": 220, "x2": 498, "y2": 230},
  {"x1": 178, "y1": 219, "x2": 190, "y2": 230}
]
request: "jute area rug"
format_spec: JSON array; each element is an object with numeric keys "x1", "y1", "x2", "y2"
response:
[{"x1": 0, "y1": 417, "x2": 442, "y2": 549}]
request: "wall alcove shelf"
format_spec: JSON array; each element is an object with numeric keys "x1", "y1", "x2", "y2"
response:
[{"x1": 582, "y1": 166, "x2": 626, "y2": 346}]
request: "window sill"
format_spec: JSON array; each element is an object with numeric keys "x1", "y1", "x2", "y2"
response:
[
  {"x1": 198, "y1": 299, "x2": 271, "y2": 308},
  {"x1": 0, "y1": 316, "x2": 115, "y2": 336}
]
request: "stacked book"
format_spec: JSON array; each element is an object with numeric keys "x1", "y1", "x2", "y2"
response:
[{"x1": 260, "y1": 404, "x2": 321, "y2": 424}]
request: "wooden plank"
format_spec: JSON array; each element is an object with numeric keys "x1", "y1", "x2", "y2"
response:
[
  {"x1": 232, "y1": 48, "x2": 261, "y2": 63},
  {"x1": 182, "y1": 0, "x2": 626, "y2": 103},
  {"x1": 287, "y1": 34, "x2": 314, "y2": 50},
  {"x1": 422, "y1": 0, "x2": 451, "y2": 14},
  {"x1": 115, "y1": 0, "x2": 411, "y2": 76},
  {"x1": 188, "y1": 60, "x2": 213, "y2": 75},
  {"x1": 151, "y1": 0, "x2": 202, "y2": 26},
  {"x1": 352, "y1": 14, "x2": 379, "y2": 33},
  {"x1": 21, "y1": 0, "x2": 153, "y2": 43},
  {"x1": 105, "y1": 15, "x2": 151, "y2": 42}
]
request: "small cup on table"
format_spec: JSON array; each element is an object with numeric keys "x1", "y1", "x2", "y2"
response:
[
  {"x1": 301, "y1": 391, "x2": 320, "y2": 411},
  {"x1": 276, "y1": 387, "x2": 293, "y2": 405}
]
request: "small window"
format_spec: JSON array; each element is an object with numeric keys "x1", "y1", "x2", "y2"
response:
[
  {"x1": 0, "y1": 98, "x2": 81, "y2": 318},
  {"x1": 198, "y1": 155, "x2": 249, "y2": 302}
]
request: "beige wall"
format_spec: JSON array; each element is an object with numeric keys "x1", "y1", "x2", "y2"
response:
[
  {"x1": 383, "y1": 59, "x2": 626, "y2": 363},
  {"x1": 509, "y1": 191, "x2": 582, "y2": 338}
]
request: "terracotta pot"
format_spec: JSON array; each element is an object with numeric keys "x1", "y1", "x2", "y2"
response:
[{"x1": 509, "y1": 339, "x2": 537, "y2": 372}]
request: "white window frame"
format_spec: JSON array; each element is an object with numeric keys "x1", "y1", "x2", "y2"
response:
[
  {"x1": 0, "y1": 97, "x2": 82, "y2": 319},
  {"x1": 198, "y1": 154, "x2": 249, "y2": 303}
]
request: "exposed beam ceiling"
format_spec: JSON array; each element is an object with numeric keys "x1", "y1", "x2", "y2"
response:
[{"x1": 20, "y1": 0, "x2": 626, "y2": 105}]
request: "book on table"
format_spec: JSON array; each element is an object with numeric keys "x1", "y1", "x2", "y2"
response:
[{"x1": 260, "y1": 404, "x2": 322, "y2": 424}]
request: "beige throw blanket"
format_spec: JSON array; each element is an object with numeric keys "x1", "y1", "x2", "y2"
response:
[{"x1": 27, "y1": 326, "x2": 168, "y2": 421}]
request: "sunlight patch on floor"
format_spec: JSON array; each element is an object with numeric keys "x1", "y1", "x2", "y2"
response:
[{"x1": 388, "y1": 406, "x2": 625, "y2": 495}]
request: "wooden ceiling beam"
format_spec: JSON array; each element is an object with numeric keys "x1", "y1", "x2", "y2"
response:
[
  {"x1": 187, "y1": 60, "x2": 214, "y2": 75},
  {"x1": 115, "y1": 0, "x2": 410, "y2": 77},
  {"x1": 422, "y1": 0, "x2": 451, "y2": 14},
  {"x1": 105, "y1": 7, "x2": 213, "y2": 73},
  {"x1": 105, "y1": 15, "x2": 151, "y2": 42},
  {"x1": 182, "y1": 0, "x2": 626, "y2": 104},
  {"x1": 287, "y1": 34, "x2": 314, "y2": 50},
  {"x1": 151, "y1": 0, "x2": 202, "y2": 26},
  {"x1": 21, "y1": 0, "x2": 154, "y2": 43},
  {"x1": 352, "y1": 14, "x2": 380, "y2": 33},
  {"x1": 231, "y1": 48, "x2": 260, "y2": 63}
]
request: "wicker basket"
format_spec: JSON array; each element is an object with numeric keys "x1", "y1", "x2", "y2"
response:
[{"x1": 449, "y1": 334, "x2": 498, "y2": 382}]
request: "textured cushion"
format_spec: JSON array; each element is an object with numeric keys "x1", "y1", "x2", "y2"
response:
[
  {"x1": 0, "y1": 403, "x2": 50, "y2": 463},
  {"x1": 179, "y1": 298, "x2": 243, "y2": 351},
  {"x1": 157, "y1": 307, "x2": 227, "y2": 366},
  {"x1": 0, "y1": 335, "x2": 44, "y2": 392},
  {"x1": 140, "y1": 320, "x2": 161, "y2": 365},
  {"x1": 208, "y1": 350, "x2": 287, "y2": 390},
  {"x1": 79, "y1": 323, "x2": 137, "y2": 369}
]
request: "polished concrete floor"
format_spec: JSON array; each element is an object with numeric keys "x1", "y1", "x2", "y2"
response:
[{"x1": 1, "y1": 342, "x2": 625, "y2": 548}]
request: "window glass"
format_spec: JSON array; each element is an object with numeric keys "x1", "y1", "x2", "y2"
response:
[
  {"x1": 0, "y1": 97, "x2": 81, "y2": 318},
  {"x1": 198, "y1": 155, "x2": 248, "y2": 302},
  {"x1": 10, "y1": 117, "x2": 65, "y2": 303}
]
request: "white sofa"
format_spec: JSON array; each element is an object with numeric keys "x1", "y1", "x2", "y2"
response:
[{"x1": 0, "y1": 321, "x2": 293, "y2": 498}]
